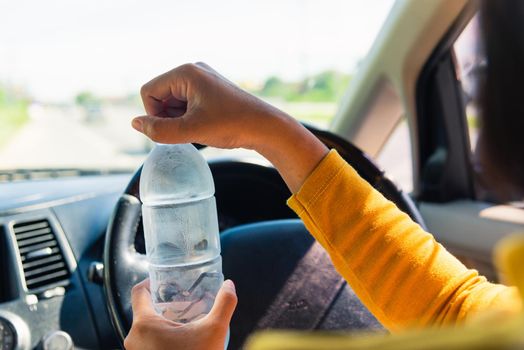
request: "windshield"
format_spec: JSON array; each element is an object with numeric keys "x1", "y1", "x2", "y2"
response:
[{"x1": 0, "y1": 0, "x2": 393, "y2": 174}]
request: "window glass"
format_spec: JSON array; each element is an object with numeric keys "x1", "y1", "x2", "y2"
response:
[
  {"x1": 453, "y1": 15, "x2": 482, "y2": 152},
  {"x1": 454, "y1": 15, "x2": 497, "y2": 201},
  {"x1": 376, "y1": 119, "x2": 413, "y2": 193},
  {"x1": 0, "y1": 0, "x2": 394, "y2": 175},
  {"x1": 454, "y1": 15, "x2": 501, "y2": 200},
  {"x1": 454, "y1": 14, "x2": 523, "y2": 205}
]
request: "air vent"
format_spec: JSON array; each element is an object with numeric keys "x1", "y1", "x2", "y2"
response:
[{"x1": 12, "y1": 220, "x2": 70, "y2": 291}]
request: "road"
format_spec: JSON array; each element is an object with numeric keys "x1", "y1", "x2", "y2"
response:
[{"x1": 0, "y1": 104, "x2": 147, "y2": 170}]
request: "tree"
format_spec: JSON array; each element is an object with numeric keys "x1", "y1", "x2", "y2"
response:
[
  {"x1": 261, "y1": 76, "x2": 286, "y2": 97},
  {"x1": 75, "y1": 91, "x2": 100, "y2": 107},
  {"x1": 257, "y1": 70, "x2": 352, "y2": 103}
]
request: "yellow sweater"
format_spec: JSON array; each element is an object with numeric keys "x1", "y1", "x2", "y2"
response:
[{"x1": 246, "y1": 150, "x2": 523, "y2": 349}]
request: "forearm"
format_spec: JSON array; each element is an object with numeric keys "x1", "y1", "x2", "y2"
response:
[{"x1": 254, "y1": 112, "x2": 329, "y2": 193}]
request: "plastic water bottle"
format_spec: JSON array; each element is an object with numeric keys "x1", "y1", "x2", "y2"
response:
[{"x1": 140, "y1": 143, "x2": 223, "y2": 323}]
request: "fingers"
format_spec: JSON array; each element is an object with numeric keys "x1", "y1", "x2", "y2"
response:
[
  {"x1": 205, "y1": 280, "x2": 238, "y2": 326},
  {"x1": 130, "y1": 279, "x2": 157, "y2": 319},
  {"x1": 163, "y1": 97, "x2": 187, "y2": 108},
  {"x1": 140, "y1": 64, "x2": 198, "y2": 116},
  {"x1": 131, "y1": 115, "x2": 191, "y2": 144}
]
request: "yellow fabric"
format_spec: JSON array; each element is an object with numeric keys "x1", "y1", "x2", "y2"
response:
[
  {"x1": 245, "y1": 149, "x2": 523, "y2": 350},
  {"x1": 494, "y1": 234, "x2": 524, "y2": 300}
]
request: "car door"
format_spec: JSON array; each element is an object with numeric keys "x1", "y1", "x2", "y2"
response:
[{"x1": 414, "y1": 10, "x2": 524, "y2": 280}]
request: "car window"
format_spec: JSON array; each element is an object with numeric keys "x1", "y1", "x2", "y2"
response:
[
  {"x1": 453, "y1": 14, "x2": 482, "y2": 152},
  {"x1": 376, "y1": 119, "x2": 413, "y2": 193},
  {"x1": 0, "y1": 0, "x2": 394, "y2": 177},
  {"x1": 454, "y1": 14, "x2": 522, "y2": 206},
  {"x1": 454, "y1": 15, "x2": 493, "y2": 201},
  {"x1": 454, "y1": 15, "x2": 496, "y2": 201}
]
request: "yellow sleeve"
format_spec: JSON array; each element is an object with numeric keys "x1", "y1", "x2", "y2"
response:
[{"x1": 286, "y1": 150, "x2": 521, "y2": 331}]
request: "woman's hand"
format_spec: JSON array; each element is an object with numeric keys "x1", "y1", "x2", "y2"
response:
[
  {"x1": 124, "y1": 279, "x2": 237, "y2": 350},
  {"x1": 132, "y1": 62, "x2": 328, "y2": 193},
  {"x1": 133, "y1": 62, "x2": 288, "y2": 150}
]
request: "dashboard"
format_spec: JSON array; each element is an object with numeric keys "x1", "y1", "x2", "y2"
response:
[{"x1": 0, "y1": 158, "x2": 293, "y2": 349}]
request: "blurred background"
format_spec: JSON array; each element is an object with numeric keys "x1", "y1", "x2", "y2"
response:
[{"x1": 0, "y1": 0, "x2": 394, "y2": 173}]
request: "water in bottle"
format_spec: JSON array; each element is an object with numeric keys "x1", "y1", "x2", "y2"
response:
[{"x1": 140, "y1": 143, "x2": 223, "y2": 323}]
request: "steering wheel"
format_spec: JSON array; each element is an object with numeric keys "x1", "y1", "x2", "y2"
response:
[{"x1": 103, "y1": 124, "x2": 426, "y2": 348}]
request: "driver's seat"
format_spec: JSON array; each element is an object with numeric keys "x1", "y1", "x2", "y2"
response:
[{"x1": 221, "y1": 219, "x2": 383, "y2": 350}]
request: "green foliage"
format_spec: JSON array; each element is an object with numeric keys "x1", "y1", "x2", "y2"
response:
[
  {"x1": 0, "y1": 88, "x2": 5, "y2": 104},
  {"x1": 0, "y1": 86, "x2": 29, "y2": 148},
  {"x1": 75, "y1": 91, "x2": 101, "y2": 107},
  {"x1": 467, "y1": 114, "x2": 480, "y2": 130},
  {"x1": 262, "y1": 76, "x2": 284, "y2": 95},
  {"x1": 257, "y1": 70, "x2": 351, "y2": 102}
]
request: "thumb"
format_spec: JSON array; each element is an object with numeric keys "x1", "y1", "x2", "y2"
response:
[
  {"x1": 131, "y1": 115, "x2": 191, "y2": 144},
  {"x1": 206, "y1": 280, "x2": 238, "y2": 325},
  {"x1": 130, "y1": 279, "x2": 157, "y2": 319}
]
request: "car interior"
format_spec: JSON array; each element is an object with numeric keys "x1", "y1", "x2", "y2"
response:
[{"x1": 1, "y1": 0, "x2": 524, "y2": 349}]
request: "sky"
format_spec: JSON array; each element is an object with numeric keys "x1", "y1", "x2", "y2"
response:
[{"x1": 0, "y1": 0, "x2": 394, "y2": 103}]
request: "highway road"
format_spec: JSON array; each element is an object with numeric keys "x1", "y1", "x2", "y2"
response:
[{"x1": 0, "y1": 104, "x2": 147, "y2": 170}]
